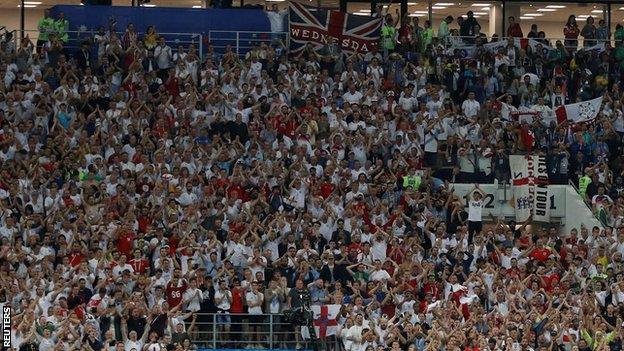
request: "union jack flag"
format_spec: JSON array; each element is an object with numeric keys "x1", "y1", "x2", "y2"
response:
[{"x1": 288, "y1": 2, "x2": 382, "y2": 55}]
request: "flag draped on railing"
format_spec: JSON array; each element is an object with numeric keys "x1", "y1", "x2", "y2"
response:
[
  {"x1": 301, "y1": 304, "x2": 341, "y2": 339},
  {"x1": 447, "y1": 37, "x2": 554, "y2": 58}
]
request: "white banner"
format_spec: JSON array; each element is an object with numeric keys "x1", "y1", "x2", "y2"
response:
[
  {"x1": 510, "y1": 155, "x2": 532, "y2": 222},
  {"x1": 447, "y1": 38, "x2": 554, "y2": 59},
  {"x1": 533, "y1": 155, "x2": 551, "y2": 222}
]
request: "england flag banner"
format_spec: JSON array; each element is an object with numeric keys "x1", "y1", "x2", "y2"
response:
[
  {"x1": 555, "y1": 97, "x2": 603, "y2": 124},
  {"x1": 509, "y1": 155, "x2": 551, "y2": 222},
  {"x1": 510, "y1": 155, "x2": 532, "y2": 222},
  {"x1": 302, "y1": 304, "x2": 341, "y2": 339},
  {"x1": 289, "y1": 2, "x2": 382, "y2": 54}
]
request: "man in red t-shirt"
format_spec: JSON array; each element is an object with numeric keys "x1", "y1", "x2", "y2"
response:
[
  {"x1": 527, "y1": 240, "x2": 557, "y2": 263},
  {"x1": 128, "y1": 248, "x2": 150, "y2": 275},
  {"x1": 229, "y1": 278, "x2": 245, "y2": 346},
  {"x1": 116, "y1": 224, "x2": 136, "y2": 257},
  {"x1": 166, "y1": 269, "x2": 187, "y2": 309}
]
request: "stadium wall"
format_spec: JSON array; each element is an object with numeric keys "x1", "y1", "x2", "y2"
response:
[
  {"x1": 452, "y1": 184, "x2": 603, "y2": 233},
  {"x1": 48, "y1": 5, "x2": 272, "y2": 37}
]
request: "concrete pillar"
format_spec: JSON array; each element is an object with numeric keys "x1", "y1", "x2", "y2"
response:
[
  {"x1": 504, "y1": 2, "x2": 521, "y2": 37},
  {"x1": 488, "y1": 3, "x2": 504, "y2": 38}
]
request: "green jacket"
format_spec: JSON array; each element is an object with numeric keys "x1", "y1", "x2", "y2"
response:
[
  {"x1": 581, "y1": 329, "x2": 616, "y2": 350},
  {"x1": 381, "y1": 25, "x2": 397, "y2": 50},
  {"x1": 579, "y1": 175, "x2": 592, "y2": 198},
  {"x1": 615, "y1": 27, "x2": 624, "y2": 43},
  {"x1": 38, "y1": 17, "x2": 55, "y2": 41},
  {"x1": 403, "y1": 175, "x2": 421, "y2": 190},
  {"x1": 421, "y1": 27, "x2": 433, "y2": 52},
  {"x1": 54, "y1": 18, "x2": 69, "y2": 42},
  {"x1": 615, "y1": 46, "x2": 624, "y2": 69},
  {"x1": 438, "y1": 21, "x2": 449, "y2": 40}
]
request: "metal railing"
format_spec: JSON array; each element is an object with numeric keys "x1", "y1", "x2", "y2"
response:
[
  {"x1": 441, "y1": 35, "x2": 613, "y2": 52},
  {"x1": 207, "y1": 30, "x2": 288, "y2": 57},
  {"x1": 189, "y1": 313, "x2": 331, "y2": 350},
  {"x1": 17, "y1": 29, "x2": 204, "y2": 59}
]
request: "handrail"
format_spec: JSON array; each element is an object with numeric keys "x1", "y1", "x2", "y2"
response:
[
  {"x1": 441, "y1": 35, "x2": 613, "y2": 51},
  {"x1": 184, "y1": 313, "x2": 320, "y2": 350},
  {"x1": 207, "y1": 30, "x2": 288, "y2": 56},
  {"x1": 17, "y1": 29, "x2": 204, "y2": 59}
]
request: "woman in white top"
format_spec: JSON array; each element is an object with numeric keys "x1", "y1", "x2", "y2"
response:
[{"x1": 466, "y1": 185, "x2": 486, "y2": 245}]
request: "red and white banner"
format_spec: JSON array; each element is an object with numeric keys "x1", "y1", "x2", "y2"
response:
[
  {"x1": 510, "y1": 155, "x2": 532, "y2": 222},
  {"x1": 555, "y1": 97, "x2": 603, "y2": 125},
  {"x1": 509, "y1": 155, "x2": 550, "y2": 222},
  {"x1": 302, "y1": 304, "x2": 341, "y2": 339}
]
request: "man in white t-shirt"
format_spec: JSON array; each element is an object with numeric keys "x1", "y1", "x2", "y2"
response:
[
  {"x1": 466, "y1": 185, "x2": 485, "y2": 245},
  {"x1": 343, "y1": 85, "x2": 363, "y2": 104},
  {"x1": 182, "y1": 278, "x2": 203, "y2": 312},
  {"x1": 369, "y1": 260, "x2": 391, "y2": 282},
  {"x1": 214, "y1": 280, "x2": 232, "y2": 343},
  {"x1": 246, "y1": 281, "x2": 265, "y2": 348},
  {"x1": 461, "y1": 92, "x2": 480, "y2": 118}
]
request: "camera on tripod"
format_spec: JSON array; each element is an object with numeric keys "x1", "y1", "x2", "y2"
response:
[{"x1": 283, "y1": 307, "x2": 312, "y2": 326}]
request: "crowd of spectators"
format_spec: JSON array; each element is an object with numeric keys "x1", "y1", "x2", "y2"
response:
[{"x1": 0, "y1": 5, "x2": 623, "y2": 351}]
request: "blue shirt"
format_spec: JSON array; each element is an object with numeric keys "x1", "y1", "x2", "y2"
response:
[{"x1": 57, "y1": 112, "x2": 71, "y2": 129}]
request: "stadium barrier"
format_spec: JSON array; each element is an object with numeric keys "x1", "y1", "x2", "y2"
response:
[{"x1": 189, "y1": 313, "x2": 322, "y2": 350}]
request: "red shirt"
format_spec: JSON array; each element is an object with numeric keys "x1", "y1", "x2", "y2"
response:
[
  {"x1": 129, "y1": 258, "x2": 149, "y2": 275},
  {"x1": 529, "y1": 248, "x2": 551, "y2": 262},
  {"x1": 117, "y1": 231, "x2": 136, "y2": 256},
  {"x1": 230, "y1": 287, "x2": 244, "y2": 313},
  {"x1": 319, "y1": 182, "x2": 335, "y2": 199},
  {"x1": 137, "y1": 215, "x2": 152, "y2": 233},
  {"x1": 68, "y1": 251, "x2": 84, "y2": 267},
  {"x1": 165, "y1": 77, "x2": 180, "y2": 97},
  {"x1": 166, "y1": 281, "x2": 187, "y2": 308}
]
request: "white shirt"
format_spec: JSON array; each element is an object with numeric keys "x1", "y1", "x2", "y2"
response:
[
  {"x1": 468, "y1": 199, "x2": 483, "y2": 222},
  {"x1": 154, "y1": 45, "x2": 172, "y2": 70},
  {"x1": 266, "y1": 10, "x2": 287, "y2": 32},
  {"x1": 246, "y1": 291, "x2": 264, "y2": 314},
  {"x1": 462, "y1": 99, "x2": 480, "y2": 118},
  {"x1": 125, "y1": 339, "x2": 143, "y2": 351},
  {"x1": 215, "y1": 288, "x2": 232, "y2": 310},
  {"x1": 343, "y1": 91, "x2": 363, "y2": 104},
  {"x1": 182, "y1": 287, "x2": 202, "y2": 312},
  {"x1": 370, "y1": 269, "x2": 391, "y2": 281}
]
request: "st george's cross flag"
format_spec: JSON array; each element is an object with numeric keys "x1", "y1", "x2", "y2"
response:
[
  {"x1": 288, "y1": 2, "x2": 382, "y2": 55},
  {"x1": 555, "y1": 97, "x2": 603, "y2": 125},
  {"x1": 301, "y1": 304, "x2": 341, "y2": 339}
]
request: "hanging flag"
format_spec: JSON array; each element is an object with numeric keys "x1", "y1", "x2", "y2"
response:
[
  {"x1": 302, "y1": 304, "x2": 341, "y2": 339},
  {"x1": 289, "y1": 2, "x2": 382, "y2": 54},
  {"x1": 533, "y1": 155, "x2": 550, "y2": 222},
  {"x1": 555, "y1": 97, "x2": 603, "y2": 124},
  {"x1": 509, "y1": 155, "x2": 551, "y2": 222},
  {"x1": 510, "y1": 155, "x2": 532, "y2": 222}
]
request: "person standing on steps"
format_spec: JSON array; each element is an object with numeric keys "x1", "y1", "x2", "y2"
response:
[{"x1": 466, "y1": 184, "x2": 485, "y2": 245}]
